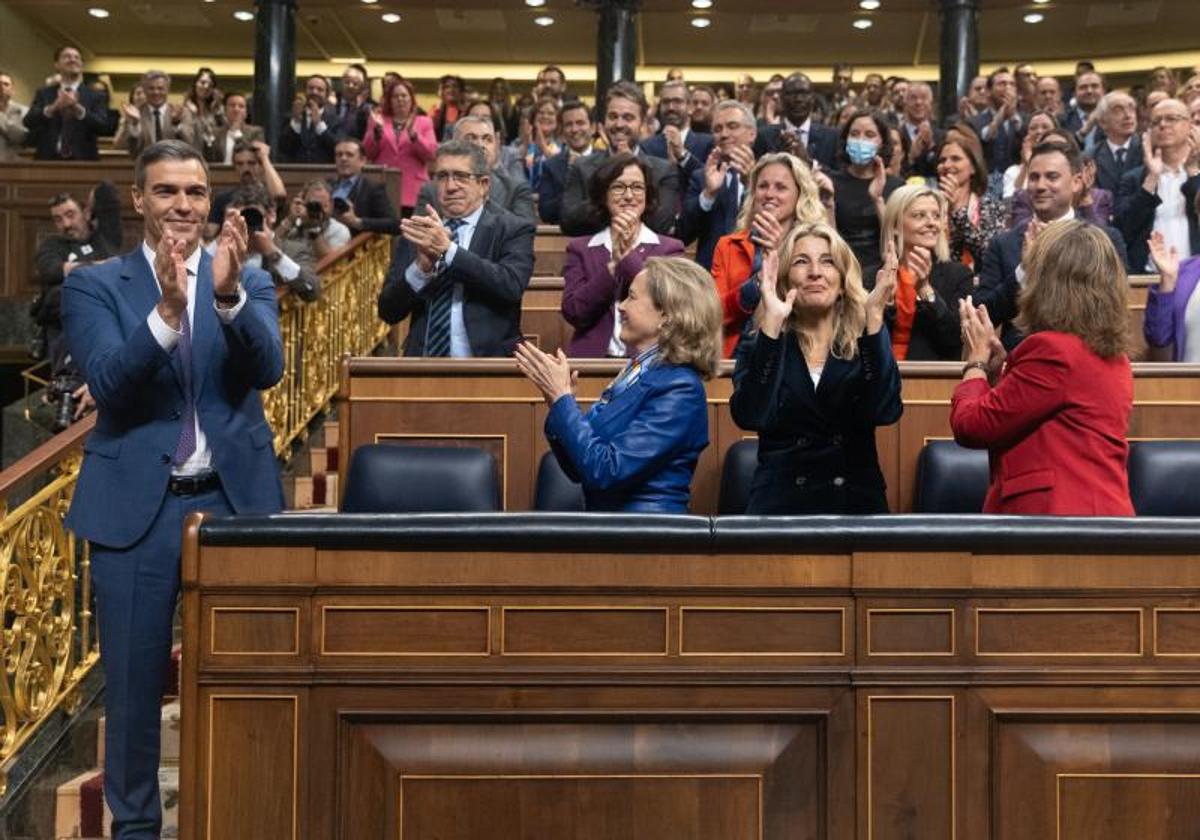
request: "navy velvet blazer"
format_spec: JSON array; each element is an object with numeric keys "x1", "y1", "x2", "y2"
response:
[
  {"x1": 544, "y1": 359, "x2": 709, "y2": 513},
  {"x1": 676, "y1": 167, "x2": 742, "y2": 270}
]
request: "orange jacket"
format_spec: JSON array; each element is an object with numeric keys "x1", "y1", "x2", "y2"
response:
[{"x1": 710, "y1": 229, "x2": 757, "y2": 358}]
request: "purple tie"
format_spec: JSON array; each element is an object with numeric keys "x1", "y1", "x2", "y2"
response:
[{"x1": 172, "y1": 303, "x2": 196, "y2": 466}]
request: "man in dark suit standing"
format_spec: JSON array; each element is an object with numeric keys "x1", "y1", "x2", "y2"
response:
[
  {"x1": 278, "y1": 75, "x2": 339, "y2": 164},
  {"x1": 1062, "y1": 70, "x2": 1105, "y2": 151},
  {"x1": 329, "y1": 138, "x2": 398, "y2": 234},
  {"x1": 976, "y1": 141, "x2": 1128, "y2": 350},
  {"x1": 898, "y1": 82, "x2": 945, "y2": 179},
  {"x1": 559, "y1": 81, "x2": 681, "y2": 236},
  {"x1": 1091, "y1": 91, "x2": 1141, "y2": 194},
  {"x1": 537, "y1": 100, "x2": 596, "y2": 225},
  {"x1": 62, "y1": 140, "x2": 284, "y2": 839},
  {"x1": 23, "y1": 45, "x2": 110, "y2": 160},
  {"x1": 414, "y1": 115, "x2": 536, "y2": 223},
  {"x1": 970, "y1": 68, "x2": 1025, "y2": 188},
  {"x1": 677, "y1": 100, "x2": 757, "y2": 269},
  {"x1": 640, "y1": 79, "x2": 714, "y2": 184},
  {"x1": 752, "y1": 72, "x2": 839, "y2": 171},
  {"x1": 379, "y1": 140, "x2": 535, "y2": 357}
]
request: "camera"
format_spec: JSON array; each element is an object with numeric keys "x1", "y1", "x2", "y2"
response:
[
  {"x1": 332, "y1": 197, "x2": 350, "y2": 215},
  {"x1": 48, "y1": 373, "x2": 84, "y2": 432},
  {"x1": 305, "y1": 200, "x2": 324, "y2": 221},
  {"x1": 240, "y1": 206, "x2": 264, "y2": 233}
]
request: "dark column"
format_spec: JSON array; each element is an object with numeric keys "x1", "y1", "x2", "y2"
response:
[
  {"x1": 595, "y1": 1, "x2": 638, "y2": 105},
  {"x1": 253, "y1": 0, "x2": 296, "y2": 150},
  {"x1": 939, "y1": 0, "x2": 978, "y2": 125}
]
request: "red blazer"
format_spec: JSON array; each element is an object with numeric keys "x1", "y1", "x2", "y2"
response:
[
  {"x1": 950, "y1": 331, "x2": 1134, "y2": 516},
  {"x1": 710, "y1": 229, "x2": 756, "y2": 357}
]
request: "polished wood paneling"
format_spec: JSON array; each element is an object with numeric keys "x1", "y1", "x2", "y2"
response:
[
  {"x1": 339, "y1": 359, "x2": 1200, "y2": 513},
  {"x1": 866, "y1": 608, "x2": 956, "y2": 657},
  {"x1": 975, "y1": 607, "x2": 1143, "y2": 657},
  {"x1": 209, "y1": 607, "x2": 299, "y2": 656},
  {"x1": 321, "y1": 605, "x2": 491, "y2": 657},
  {"x1": 679, "y1": 606, "x2": 846, "y2": 656},
  {"x1": 866, "y1": 695, "x2": 956, "y2": 840},
  {"x1": 501, "y1": 607, "x2": 668, "y2": 655}
]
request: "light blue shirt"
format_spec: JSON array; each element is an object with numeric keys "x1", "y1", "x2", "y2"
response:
[{"x1": 403, "y1": 203, "x2": 485, "y2": 358}]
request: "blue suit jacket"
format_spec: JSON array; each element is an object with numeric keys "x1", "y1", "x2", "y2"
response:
[
  {"x1": 544, "y1": 361, "x2": 709, "y2": 513},
  {"x1": 676, "y1": 168, "x2": 742, "y2": 270},
  {"x1": 62, "y1": 248, "x2": 285, "y2": 548},
  {"x1": 536, "y1": 151, "x2": 571, "y2": 225},
  {"x1": 23, "y1": 83, "x2": 110, "y2": 161},
  {"x1": 639, "y1": 130, "x2": 715, "y2": 183},
  {"x1": 753, "y1": 122, "x2": 839, "y2": 171}
]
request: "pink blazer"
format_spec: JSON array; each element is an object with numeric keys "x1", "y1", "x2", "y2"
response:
[{"x1": 362, "y1": 114, "x2": 437, "y2": 209}]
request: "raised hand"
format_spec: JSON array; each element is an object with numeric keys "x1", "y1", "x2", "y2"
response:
[
  {"x1": 154, "y1": 234, "x2": 189, "y2": 329},
  {"x1": 757, "y1": 247, "x2": 795, "y2": 339},
  {"x1": 727, "y1": 144, "x2": 756, "y2": 183},
  {"x1": 514, "y1": 342, "x2": 577, "y2": 406},
  {"x1": 663, "y1": 125, "x2": 684, "y2": 163},
  {"x1": 749, "y1": 210, "x2": 785, "y2": 252},
  {"x1": 866, "y1": 237, "x2": 899, "y2": 333},
  {"x1": 959, "y1": 295, "x2": 1000, "y2": 367},
  {"x1": 702, "y1": 149, "x2": 728, "y2": 198},
  {"x1": 1147, "y1": 231, "x2": 1180, "y2": 292},
  {"x1": 211, "y1": 210, "x2": 248, "y2": 300},
  {"x1": 906, "y1": 244, "x2": 933, "y2": 288},
  {"x1": 867, "y1": 156, "x2": 887, "y2": 204},
  {"x1": 1020, "y1": 218, "x2": 1045, "y2": 266}
]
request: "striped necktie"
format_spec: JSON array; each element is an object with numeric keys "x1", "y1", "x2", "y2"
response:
[{"x1": 424, "y1": 218, "x2": 467, "y2": 357}]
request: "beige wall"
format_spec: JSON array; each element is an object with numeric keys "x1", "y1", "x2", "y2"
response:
[{"x1": 0, "y1": 0, "x2": 56, "y2": 104}]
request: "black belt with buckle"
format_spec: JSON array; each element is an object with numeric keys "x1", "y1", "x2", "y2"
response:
[{"x1": 167, "y1": 472, "x2": 221, "y2": 496}]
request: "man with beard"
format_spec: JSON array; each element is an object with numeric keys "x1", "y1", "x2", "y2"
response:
[
  {"x1": 689, "y1": 85, "x2": 717, "y2": 134},
  {"x1": 537, "y1": 99, "x2": 596, "y2": 225},
  {"x1": 206, "y1": 140, "x2": 286, "y2": 239},
  {"x1": 753, "y1": 72, "x2": 839, "y2": 170},
  {"x1": 559, "y1": 81, "x2": 681, "y2": 236},
  {"x1": 641, "y1": 80, "x2": 714, "y2": 182}
]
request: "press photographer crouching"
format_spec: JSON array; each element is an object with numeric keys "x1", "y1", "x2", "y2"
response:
[
  {"x1": 32, "y1": 185, "x2": 119, "y2": 429},
  {"x1": 213, "y1": 184, "x2": 320, "y2": 301},
  {"x1": 276, "y1": 180, "x2": 351, "y2": 268}
]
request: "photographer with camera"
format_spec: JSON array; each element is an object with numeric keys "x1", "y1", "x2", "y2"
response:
[
  {"x1": 277, "y1": 179, "x2": 351, "y2": 267},
  {"x1": 218, "y1": 183, "x2": 319, "y2": 301}
]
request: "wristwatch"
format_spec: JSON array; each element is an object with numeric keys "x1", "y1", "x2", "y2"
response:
[
  {"x1": 961, "y1": 361, "x2": 989, "y2": 377},
  {"x1": 214, "y1": 287, "x2": 242, "y2": 306},
  {"x1": 918, "y1": 287, "x2": 936, "y2": 303}
]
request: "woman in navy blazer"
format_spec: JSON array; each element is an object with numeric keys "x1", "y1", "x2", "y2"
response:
[
  {"x1": 517, "y1": 257, "x2": 722, "y2": 512},
  {"x1": 561, "y1": 152, "x2": 685, "y2": 357},
  {"x1": 731, "y1": 223, "x2": 903, "y2": 514},
  {"x1": 1144, "y1": 229, "x2": 1200, "y2": 361}
]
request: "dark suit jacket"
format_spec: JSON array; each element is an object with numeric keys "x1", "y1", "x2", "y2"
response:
[
  {"x1": 976, "y1": 216, "x2": 1129, "y2": 350},
  {"x1": 62, "y1": 248, "x2": 285, "y2": 548},
  {"x1": 335, "y1": 176, "x2": 398, "y2": 234},
  {"x1": 23, "y1": 83, "x2": 110, "y2": 160},
  {"x1": 1092, "y1": 136, "x2": 1142, "y2": 195},
  {"x1": 203, "y1": 124, "x2": 266, "y2": 163},
  {"x1": 753, "y1": 122, "x2": 839, "y2": 171},
  {"x1": 730, "y1": 328, "x2": 903, "y2": 514},
  {"x1": 1114, "y1": 165, "x2": 1200, "y2": 272},
  {"x1": 639, "y1": 130, "x2": 715, "y2": 183},
  {"x1": 377, "y1": 203, "x2": 535, "y2": 356},
  {"x1": 676, "y1": 167, "x2": 742, "y2": 270},
  {"x1": 969, "y1": 109, "x2": 1024, "y2": 174},
  {"x1": 278, "y1": 106, "x2": 340, "y2": 164},
  {"x1": 886, "y1": 261, "x2": 975, "y2": 361},
  {"x1": 536, "y1": 151, "x2": 572, "y2": 225},
  {"x1": 560, "y1": 150, "x2": 681, "y2": 237},
  {"x1": 415, "y1": 166, "x2": 536, "y2": 224},
  {"x1": 898, "y1": 121, "x2": 946, "y2": 179},
  {"x1": 333, "y1": 98, "x2": 374, "y2": 143}
]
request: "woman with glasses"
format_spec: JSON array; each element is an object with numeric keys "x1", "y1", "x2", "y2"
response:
[
  {"x1": 517, "y1": 256, "x2": 722, "y2": 512},
  {"x1": 561, "y1": 153, "x2": 685, "y2": 357}
]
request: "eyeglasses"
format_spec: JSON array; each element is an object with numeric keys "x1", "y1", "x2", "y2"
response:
[
  {"x1": 608, "y1": 182, "x2": 646, "y2": 196},
  {"x1": 432, "y1": 171, "x2": 480, "y2": 185},
  {"x1": 1150, "y1": 114, "x2": 1188, "y2": 127}
]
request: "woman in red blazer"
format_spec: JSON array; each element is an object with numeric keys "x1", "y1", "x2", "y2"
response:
[{"x1": 952, "y1": 220, "x2": 1134, "y2": 515}]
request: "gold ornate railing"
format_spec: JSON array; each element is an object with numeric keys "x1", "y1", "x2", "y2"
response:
[
  {"x1": 261, "y1": 233, "x2": 393, "y2": 455},
  {"x1": 0, "y1": 232, "x2": 392, "y2": 791}
]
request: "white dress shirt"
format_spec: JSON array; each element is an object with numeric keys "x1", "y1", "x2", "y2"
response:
[
  {"x1": 1150, "y1": 165, "x2": 1194, "y2": 269},
  {"x1": 403, "y1": 204, "x2": 485, "y2": 358},
  {"x1": 587, "y1": 224, "x2": 661, "y2": 356},
  {"x1": 698, "y1": 169, "x2": 744, "y2": 213},
  {"x1": 142, "y1": 241, "x2": 247, "y2": 476}
]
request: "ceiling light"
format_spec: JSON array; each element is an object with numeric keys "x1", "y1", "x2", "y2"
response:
[
  {"x1": 859, "y1": 0, "x2": 880, "y2": 9},
  {"x1": 690, "y1": 16, "x2": 711, "y2": 27},
  {"x1": 852, "y1": 18, "x2": 873, "y2": 29},
  {"x1": 534, "y1": 15, "x2": 554, "y2": 25},
  {"x1": 1023, "y1": 12, "x2": 1044, "y2": 22},
  {"x1": 361, "y1": 0, "x2": 379, "y2": 4},
  {"x1": 525, "y1": 0, "x2": 547, "y2": 6},
  {"x1": 87, "y1": 7, "x2": 110, "y2": 17},
  {"x1": 1031, "y1": 0, "x2": 1051, "y2": 3},
  {"x1": 233, "y1": 10, "x2": 255, "y2": 21},
  {"x1": 382, "y1": 12, "x2": 401, "y2": 22},
  {"x1": 691, "y1": 0, "x2": 713, "y2": 8}
]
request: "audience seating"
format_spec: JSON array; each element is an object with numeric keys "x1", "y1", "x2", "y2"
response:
[
  {"x1": 717, "y1": 438, "x2": 758, "y2": 515},
  {"x1": 912, "y1": 439, "x2": 991, "y2": 513},
  {"x1": 341, "y1": 443, "x2": 501, "y2": 513},
  {"x1": 532, "y1": 451, "x2": 586, "y2": 512},
  {"x1": 1127, "y1": 440, "x2": 1200, "y2": 516}
]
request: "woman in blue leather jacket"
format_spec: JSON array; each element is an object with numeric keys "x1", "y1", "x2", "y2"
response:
[
  {"x1": 731, "y1": 222, "x2": 903, "y2": 514},
  {"x1": 515, "y1": 257, "x2": 722, "y2": 512}
]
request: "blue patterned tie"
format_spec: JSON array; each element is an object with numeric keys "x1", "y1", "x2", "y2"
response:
[
  {"x1": 172, "y1": 288, "x2": 196, "y2": 465},
  {"x1": 425, "y1": 218, "x2": 466, "y2": 357}
]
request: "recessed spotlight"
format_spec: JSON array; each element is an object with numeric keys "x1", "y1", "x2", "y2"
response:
[
  {"x1": 690, "y1": 16, "x2": 711, "y2": 27},
  {"x1": 852, "y1": 18, "x2": 873, "y2": 29},
  {"x1": 691, "y1": 0, "x2": 713, "y2": 8},
  {"x1": 1031, "y1": 0, "x2": 1050, "y2": 4},
  {"x1": 233, "y1": 10, "x2": 255, "y2": 21},
  {"x1": 525, "y1": 0, "x2": 546, "y2": 6},
  {"x1": 1023, "y1": 12, "x2": 1044, "y2": 22},
  {"x1": 361, "y1": 0, "x2": 379, "y2": 4},
  {"x1": 381, "y1": 12, "x2": 401, "y2": 22},
  {"x1": 87, "y1": 7, "x2": 110, "y2": 17},
  {"x1": 859, "y1": 0, "x2": 880, "y2": 9},
  {"x1": 534, "y1": 15, "x2": 554, "y2": 25}
]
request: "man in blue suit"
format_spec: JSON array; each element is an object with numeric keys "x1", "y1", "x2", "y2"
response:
[
  {"x1": 676, "y1": 100, "x2": 757, "y2": 269},
  {"x1": 640, "y1": 80, "x2": 714, "y2": 185},
  {"x1": 536, "y1": 100, "x2": 596, "y2": 225},
  {"x1": 62, "y1": 140, "x2": 284, "y2": 839}
]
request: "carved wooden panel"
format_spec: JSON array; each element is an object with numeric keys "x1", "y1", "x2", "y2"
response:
[
  {"x1": 865, "y1": 608, "x2": 956, "y2": 657},
  {"x1": 321, "y1": 605, "x2": 491, "y2": 657},
  {"x1": 865, "y1": 695, "x2": 956, "y2": 840},
  {"x1": 1154, "y1": 608, "x2": 1200, "y2": 656},
  {"x1": 680, "y1": 606, "x2": 846, "y2": 657},
  {"x1": 975, "y1": 607, "x2": 1143, "y2": 657},
  {"x1": 208, "y1": 606, "x2": 299, "y2": 657},
  {"x1": 501, "y1": 607, "x2": 668, "y2": 656}
]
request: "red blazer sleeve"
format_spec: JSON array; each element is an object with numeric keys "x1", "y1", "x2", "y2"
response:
[
  {"x1": 950, "y1": 333, "x2": 1073, "y2": 450},
  {"x1": 710, "y1": 236, "x2": 752, "y2": 334}
]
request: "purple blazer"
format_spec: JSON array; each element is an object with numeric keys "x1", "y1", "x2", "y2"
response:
[
  {"x1": 561, "y1": 230, "x2": 685, "y2": 357},
  {"x1": 1144, "y1": 255, "x2": 1200, "y2": 361}
]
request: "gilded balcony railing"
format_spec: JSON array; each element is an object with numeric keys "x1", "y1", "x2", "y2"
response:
[{"x1": 0, "y1": 232, "x2": 391, "y2": 792}]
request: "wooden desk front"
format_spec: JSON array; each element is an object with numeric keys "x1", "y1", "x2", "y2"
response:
[{"x1": 337, "y1": 358, "x2": 1200, "y2": 513}]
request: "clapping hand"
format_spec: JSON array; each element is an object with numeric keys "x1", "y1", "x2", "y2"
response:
[
  {"x1": 757, "y1": 247, "x2": 795, "y2": 339},
  {"x1": 211, "y1": 209, "x2": 248, "y2": 302},
  {"x1": 154, "y1": 234, "x2": 189, "y2": 330},
  {"x1": 663, "y1": 125, "x2": 685, "y2": 163},
  {"x1": 610, "y1": 210, "x2": 641, "y2": 262},
  {"x1": 400, "y1": 205, "x2": 451, "y2": 274},
  {"x1": 749, "y1": 210, "x2": 786, "y2": 252},
  {"x1": 514, "y1": 343, "x2": 578, "y2": 406},
  {"x1": 905, "y1": 243, "x2": 933, "y2": 293},
  {"x1": 865, "y1": 237, "x2": 899, "y2": 334},
  {"x1": 702, "y1": 149, "x2": 728, "y2": 198},
  {"x1": 1020, "y1": 218, "x2": 1046, "y2": 266},
  {"x1": 958, "y1": 295, "x2": 1005, "y2": 378},
  {"x1": 867, "y1": 157, "x2": 888, "y2": 204},
  {"x1": 1148, "y1": 231, "x2": 1180, "y2": 293}
]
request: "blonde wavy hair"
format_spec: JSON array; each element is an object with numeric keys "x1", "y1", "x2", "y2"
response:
[
  {"x1": 1016, "y1": 220, "x2": 1129, "y2": 359},
  {"x1": 773, "y1": 223, "x2": 868, "y2": 361},
  {"x1": 734, "y1": 152, "x2": 826, "y2": 231},
  {"x1": 879, "y1": 184, "x2": 950, "y2": 263},
  {"x1": 641, "y1": 257, "x2": 723, "y2": 379}
]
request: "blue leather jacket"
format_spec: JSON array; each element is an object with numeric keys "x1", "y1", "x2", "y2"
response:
[{"x1": 545, "y1": 357, "x2": 709, "y2": 513}]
